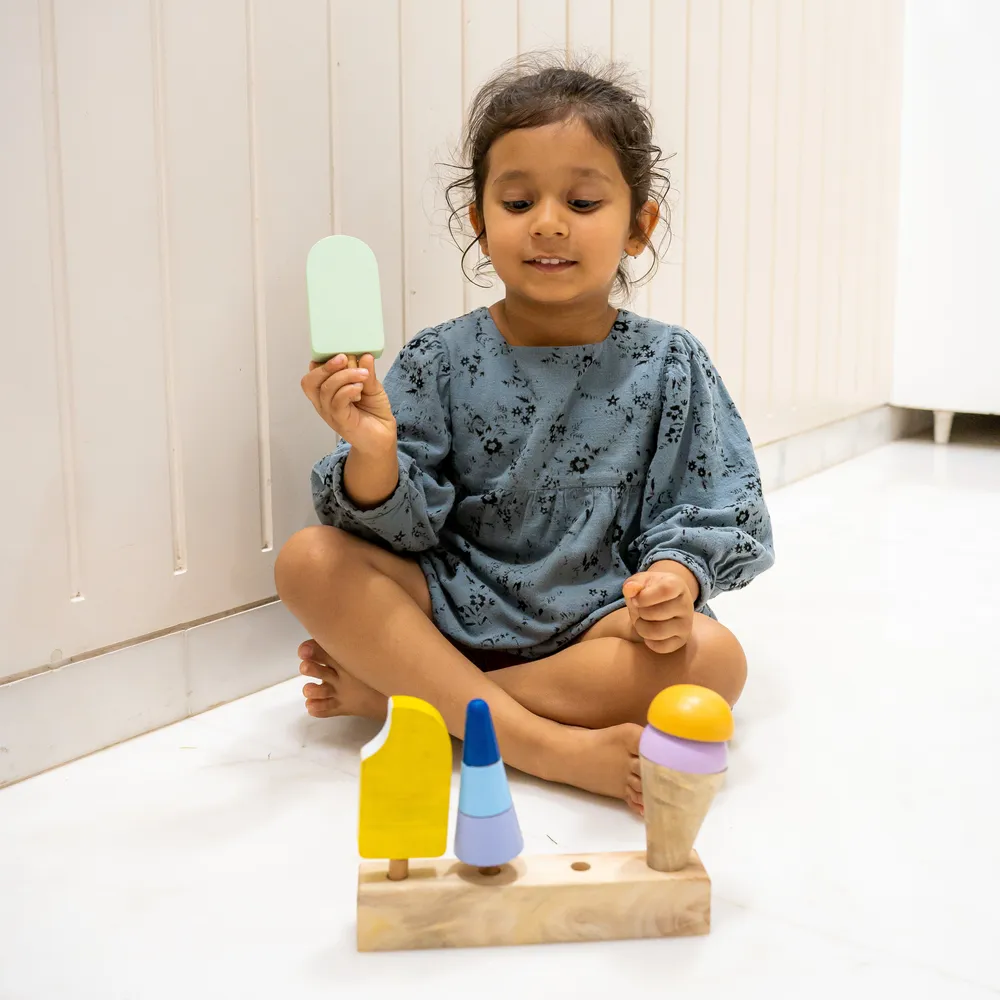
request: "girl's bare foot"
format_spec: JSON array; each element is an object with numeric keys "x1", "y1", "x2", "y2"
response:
[
  {"x1": 547, "y1": 723, "x2": 645, "y2": 816},
  {"x1": 297, "y1": 641, "x2": 644, "y2": 814},
  {"x1": 298, "y1": 640, "x2": 388, "y2": 720}
]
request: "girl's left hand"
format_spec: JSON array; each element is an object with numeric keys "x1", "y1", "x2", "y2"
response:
[{"x1": 622, "y1": 571, "x2": 695, "y2": 655}]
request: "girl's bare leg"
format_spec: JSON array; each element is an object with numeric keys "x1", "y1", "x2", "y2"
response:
[
  {"x1": 301, "y1": 610, "x2": 745, "y2": 726},
  {"x1": 490, "y1": 608, "x2": 747, "y2": 726},
  {"x1": 275, "y1": 526, "x2": 642, "y2": 803},
  {"x1": 298, "y1": 594, "x2": 745, "y2": 814}
]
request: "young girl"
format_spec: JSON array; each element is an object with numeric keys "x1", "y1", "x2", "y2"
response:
[{"x1": 276, "y1": 60, "x2": 774, "y2": 815}]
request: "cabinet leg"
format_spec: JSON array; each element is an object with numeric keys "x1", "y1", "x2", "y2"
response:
[{"x1": 933, "y1": 410, "x2": 955, "y2": 445}]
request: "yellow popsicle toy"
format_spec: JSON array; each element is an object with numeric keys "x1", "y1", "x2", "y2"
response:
[{"x1": 358, "y1": 696, "x2": 451, "y2": 880}]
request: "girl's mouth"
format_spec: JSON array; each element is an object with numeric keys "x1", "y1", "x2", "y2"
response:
[{"x1": 526, "y1": 257, "x2": 577, "y2": 273}]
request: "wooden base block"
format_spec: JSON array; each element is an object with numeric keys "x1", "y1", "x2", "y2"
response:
[{"x1": 356, "y1": 850, "x2": 711, "y2": 951}]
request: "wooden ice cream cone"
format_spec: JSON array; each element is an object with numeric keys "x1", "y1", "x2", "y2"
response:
[{"x1": 641, "y1": 758, "x2": 725, "y2": 872}]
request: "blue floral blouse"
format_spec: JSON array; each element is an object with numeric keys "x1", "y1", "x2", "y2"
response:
[{"x1": 312, "y1": 307, "x2": 774, "y2": 658}]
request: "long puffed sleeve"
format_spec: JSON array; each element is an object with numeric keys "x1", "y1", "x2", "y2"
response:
[
  {"x1": 310, "y1": 328, "x2": 455, "y2": 552},
  {"x1": 629, "y1": 330, "x2": 775, "y2": 608}
]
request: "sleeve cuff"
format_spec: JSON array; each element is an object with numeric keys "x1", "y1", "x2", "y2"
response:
[
  {"x1": 638, "y1": 548, "x2": 713, "y2": 609},
  {"x1": 328, "y1": 449, "x2": 409, "y2": 523}
]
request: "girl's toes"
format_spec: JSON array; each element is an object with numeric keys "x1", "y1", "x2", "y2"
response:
[
  {"x1": 298, "y1": 640, "x2": 317, "y2": 660},
  {"x1": 299, "y1": 659, "x2": 338, "y2": 684},
  {"x1": 305, "y1": 698, "x2": 340, "y2": 718},
  {"x1": 302, "y1": 682, "x2": 332, "y2": 699},
  {"x1": 626, "y1": 788, "x2": 644, "y2": 816}
]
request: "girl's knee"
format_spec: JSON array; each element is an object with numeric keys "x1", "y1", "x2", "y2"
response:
[
  {"x1": 689, "y1": 617, "x2": 747, "y2": 706},
  {"x1": 629, "y1": 618, "x2": 746, "y2": 712},
  {"x1": 274, "y1": 525, "x2": 355, "y2": 600}
]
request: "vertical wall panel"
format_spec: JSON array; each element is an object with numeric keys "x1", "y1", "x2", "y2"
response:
[
  {"x1": 53, "y1": 0, "x2": 175, "y2": 651},
  {"x1": 462, "y1": 0, "x2": 518, "y2": 314},
  {"x1": 568, "y1": 0, "x2": 612, "y2": 61},
  {"x1": 331, "y1": 1, "x2": 404, "y2": 369},
  {"x1": 0, "y1": 0, "x2": 73, "y2": 674},
  {"x1": 835, "y1": 0, "x2": 865, "y2": 414},
  {"x1": 518, "y1": 0, "x2": 566, "y2": 55},
  {"x1": 742, "y1": 0, "x2": 779, "y2": 444},
  {"x1": 769, "y1": 0, "x2": 804, "y2": 441},
  {"x1": 792, "y1": 0, "x2": 825, "y2": 427},
  {"x1": 612, "y1": 0, "x2": 653, "y2": 317},
  {"x1": 255, "y1": 0, "x2": 334, "y2": 552},
  {"x1": 815, "y1": 0, "x2": 847, "y2": 425},
  {"x1": 1, "y1": 0, "x2": 909, "y2": 682},
  {"x1": 855, "y1": 0, "x2": 884, "y2": 407},
  {"x1": 714, "y1": 0, "x2": 752, "y2": 407},
  {"x1": 878, "y1": 0, "x2": 906, "y2": 401},
  {"x1": 682, "y1": 0, "x2": 721, "y2": 351},
  {"x1": 401, "y1": 0, "x2": 465, "y2": 337},
  {"x1": 159, "y1": 0, "x2": 264, "y2": 603},
  {"x1": 649, "y1": 0, "x2": 688, "y2": 326}
]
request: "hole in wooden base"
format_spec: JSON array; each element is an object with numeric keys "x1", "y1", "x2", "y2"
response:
[
  {"x1": 477, "y1": 866, "x2": 503, "y2": 876},
  {"x1": 570, "y1": 861, "x2": 591, "y2": 872}
]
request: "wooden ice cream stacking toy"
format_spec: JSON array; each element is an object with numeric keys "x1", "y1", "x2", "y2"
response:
[
  {"x1": 639, "y1": 684, "x2": 733, "y2": 872},
  {"x1": 353, "y1": 685, "x2": 731, "y2": 951}
]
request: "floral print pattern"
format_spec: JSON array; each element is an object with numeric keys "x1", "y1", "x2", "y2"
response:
[{"x1": 312, "y1": 308, "x2": 774, "y2": 658}]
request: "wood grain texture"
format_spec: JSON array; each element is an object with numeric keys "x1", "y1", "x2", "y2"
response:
[
  {"x1": 641, "y1": 759, "x2": 724, "y2": 872},
  {"x1": 357, "y1": 849, "x2": 710, "y2": 951}
]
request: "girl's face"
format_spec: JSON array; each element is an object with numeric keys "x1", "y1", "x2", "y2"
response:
[{"x1": 471, "y1": 117, "x2": 656, "y2": 307}]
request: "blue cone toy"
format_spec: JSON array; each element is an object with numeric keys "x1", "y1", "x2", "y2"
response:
[{"x1": 454, "y1": 699, "x2": 523, "y2": 868}]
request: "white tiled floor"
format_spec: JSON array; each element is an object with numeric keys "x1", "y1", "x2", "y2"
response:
[{"x1": 2, "y1": 425, "x2": 998, "y2": 1000}]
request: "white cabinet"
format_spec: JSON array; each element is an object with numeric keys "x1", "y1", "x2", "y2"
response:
[{"x1": 892, "y1": 0, "x2": 1000, "y2": 443}]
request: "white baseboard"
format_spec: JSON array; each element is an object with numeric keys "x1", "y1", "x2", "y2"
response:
[
  {"x1": 755, "y1": 405, "x2": 932, "y2": 493},
  {"x1": 0, "y1": 404, "x2": 930, "y2": 788},
  {"x1": 0, "y1": 601, "x2": 307, "y2": 787}
]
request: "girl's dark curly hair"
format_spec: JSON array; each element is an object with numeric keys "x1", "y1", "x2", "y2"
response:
[{"x1": 446, "y1": 54, "x2": 671, "y2": 301}]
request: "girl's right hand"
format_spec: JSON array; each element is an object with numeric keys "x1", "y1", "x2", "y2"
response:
[{"x1": 300, "y1": 354, "x2": 397, "y2": 454}]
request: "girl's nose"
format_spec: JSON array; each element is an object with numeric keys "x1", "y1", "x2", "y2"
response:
[{"x1": 530, "y1": 198, "x2": 568, "y2": 239}]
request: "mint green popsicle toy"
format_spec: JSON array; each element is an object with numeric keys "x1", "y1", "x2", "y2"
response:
[{"x1": 306, "y1": 235, "x2": 384, "y2": 366}]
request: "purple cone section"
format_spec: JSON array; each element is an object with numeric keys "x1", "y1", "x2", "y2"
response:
[
  {"x1": 639, "y1": 725, "x2": 728, "y2": 773},
  {"x1": 454, "y1": 805, "x2": 524, "y2": 867}
]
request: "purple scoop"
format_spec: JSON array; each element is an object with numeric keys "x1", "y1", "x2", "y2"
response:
[{"x1": 639, "y1": 725, "x2": 728, "y2": 774}]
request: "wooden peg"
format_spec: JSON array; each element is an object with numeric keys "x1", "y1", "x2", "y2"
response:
[{"x1": 387, "y1": 859, "x2": 409, "y2": 881}]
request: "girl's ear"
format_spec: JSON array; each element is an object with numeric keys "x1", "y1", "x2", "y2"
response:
[
  {"x1": 625, "y1": 199, "x2": 660, "y2": 256},
  {"x1": 469, "y1": 203, "x2": 489, "y2": 256}
]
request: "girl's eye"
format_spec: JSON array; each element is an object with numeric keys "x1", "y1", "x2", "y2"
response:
[
  {"x1": 570, "y1": 200, "x2": 600, "y2": 211},
  {"x1": 503, "y1": 200, "x2": 532, "y2": 211}
]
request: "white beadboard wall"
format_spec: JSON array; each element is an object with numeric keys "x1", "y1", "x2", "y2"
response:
[{"x1": 0, "y1": 0, "x2": 905, "y2": 687}]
